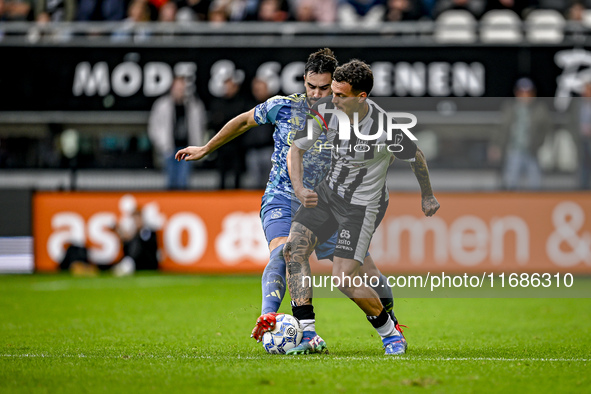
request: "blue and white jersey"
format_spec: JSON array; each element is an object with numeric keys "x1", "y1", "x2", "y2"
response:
[{"x1": 255, "y1": 93, "x2": 331, "y2": 209}]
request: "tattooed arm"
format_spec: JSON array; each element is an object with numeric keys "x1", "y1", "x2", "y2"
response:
[
  {"x1": 283, "y1": 222, "x2": 317, "y2": 306},
  {"x1": 410, "y1": 148, "x2": 440, "y2": 217},
  {"x1": 287, "y1": 145, "x2": 318, "y2": 208}
]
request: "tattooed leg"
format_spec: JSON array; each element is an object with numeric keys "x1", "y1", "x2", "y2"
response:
[{"x1": 283, "y1": 222, "x2": 317, "y2": 307}]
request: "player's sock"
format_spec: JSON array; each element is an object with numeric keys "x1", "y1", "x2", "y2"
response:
[
  {"x1": 372, "y1": 274, "x2": 398, "y2": 325},
  {"x1": 367, "y1": 308, "x2": 399, "y2": 339},
  {"x1": 287, "y1": 303, "x2": 328, "y2": 355},
  {"x1": 370, "y1": 308, "x2": 407, "y2": 355},
  {"x1": 260, "y1": 245, "x2": 286, "y2": 314},
  {"x1": 292, "y1": 304, "x2": 315, "y2": 336}
]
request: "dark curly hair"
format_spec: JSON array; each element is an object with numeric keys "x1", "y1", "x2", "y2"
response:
[
  {"x1": 305, "y1": 48, "x2": 338, "y2": 76},
  {"x1": 333, "y1": 59, "x2": 373, "y2": 95}
]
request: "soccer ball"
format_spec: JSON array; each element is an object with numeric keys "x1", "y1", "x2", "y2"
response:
[{"x1": 262, "y1": 314, "x2": 303, "y2": 354}]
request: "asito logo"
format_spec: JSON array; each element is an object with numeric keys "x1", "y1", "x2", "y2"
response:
[
  {"x1": 307, "y1": 103, "x2": 417, "y2": 153},
  {"x1": 338, "y1": 229, "x2": 353, "y2": 250}
]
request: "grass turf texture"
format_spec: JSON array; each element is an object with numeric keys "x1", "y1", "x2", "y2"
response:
[{"x1": 0, "y1": 274, "x2": 589, "y2": 393}]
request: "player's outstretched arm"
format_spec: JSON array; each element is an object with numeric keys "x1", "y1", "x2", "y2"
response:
[
  {"x1": 287, "y1": 145, "x2": 318, "y2": 208},
  {"x1": 410, "y1": 148, "x2": 440, "y2": 217},
  {"x1": 175, "y1": 108, "x2": 258, "y2": 161}
]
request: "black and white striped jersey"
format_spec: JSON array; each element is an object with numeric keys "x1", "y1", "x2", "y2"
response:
[{"x1": 294, "y1": 97, "x2": 417, "y2": 205}]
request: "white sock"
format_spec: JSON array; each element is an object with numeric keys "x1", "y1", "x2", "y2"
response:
[
  {"x1": 300, "y1": 319, "x2": 315, "y2": 333},
  {"x1": 376, "y1": 317, "x2": 399, "y2": 339}
]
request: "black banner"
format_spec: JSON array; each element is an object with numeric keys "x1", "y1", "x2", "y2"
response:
[{"x1": 0, "y1": 45, "x2": 586, "y2": 112}]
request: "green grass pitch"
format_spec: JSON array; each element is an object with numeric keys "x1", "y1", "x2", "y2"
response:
[{"x1": 1, "y1": 274, "x2": 589, "y2": 393}]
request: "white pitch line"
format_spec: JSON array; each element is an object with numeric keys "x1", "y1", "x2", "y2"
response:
[
  {"x1": 0, "y1": 354, "x2": 588, "y2": 362},
  {"x1": 29, "y1": 277, "x2": 200, "y2": 291}
]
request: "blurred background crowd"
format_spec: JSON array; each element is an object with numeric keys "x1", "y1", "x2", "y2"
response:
[{"x1": 0, "y1": 0, "x2": 590, "y2": 25}]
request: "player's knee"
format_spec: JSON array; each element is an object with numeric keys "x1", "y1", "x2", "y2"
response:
[
  {"x1": 286, "y1": 258, "x2": 306, "y2": 276},
  {"x1": 284, "y1": 237, "x2": 311, "y2": 260},
  {"x1": 282, "y1": 241, "x2": 293, "y2": 261},
  {"x1": 286, "y1": 231, "x2": 304, "y2": 245},
  {"x1": 333, "y1": 259, "x2": 360, "y2": 278},
  {"x1": 359, "y1": 262, "x2": 380, "y2": 278}
]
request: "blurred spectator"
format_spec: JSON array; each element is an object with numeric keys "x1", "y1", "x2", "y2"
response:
[
  {"x1": 144, "y1": 0, "x2": 164, "y2": 19},
  {"x1": 422, "y1": 0, "x2": 436, "y2": 17},
  {"x1": 292, "y1": 0, "x2": 336, "y2": 23},
  {"x1": 158, "y1": 0, "x2": 177, "y2": 20},
  {"x1": 205, "y1": 0, "x2": 257, "y2": 22},
  {"x1": 338, "y1": 0, "x2": 386, "y2": 25},
  {"x1": 34, "y1": 0, "x2": 76, "y2": 21},
  {"x1": 566, "y1": 0, "x2": 585, "y2": 21},
  {"x1": 433, "y1": 0, "x2": 486, "y2": 19},
  {"x1": 228, "y1": 0, "x2": 259, "y2": 21},
  {"x1": 244, "y1": 77, "x2": 274, "y2": 189},
  {"x1": 59, "y1": 243, "x2": 91, "y2": 272},
  {"x1": 59, "y1": 206, "x2": 159, "y2": 276},
  {"x1": 148, "y1": 76, "x2": 207, "y2": 190},
  {"x1": 1, "y1": 0, "x2": 32, "y2": 20},
  {"x1": 385, "y1": 0, "x2": 429, "y2": 21},
  {"x1": 34, "y1": 6, "x2": 49, "y2": 20},
  {"x1": 175, "y1": 6, "x2": 193, "y2": 20},
  {"x1": 294, "y1": 0, "x2": 314, "y2": 21},
  {"x1": 126, "y1": 0, "x2": 151, "y2": 22},
  {"x1": 568, "y1": 80, "x2": 591, "y2": 189},
  {"x1": 0, "y1": 0, "x2": 7, "y2": 21},
  {"x1": 27, "y1": 11, "x2": 51, "y2": 42},
  {"x1": 484, "y1": 0, "x2": 539, "y2": 18},
  {"x1": 209, "y1": 75, "x2": 248, "y2": 189},
  {"x1": 77, "y1": 0, "x2": 125, "y2": 20},
  {"x1": 207, "y1": 0, "x2": 227, "y2": 21},
  {"x1": 175, "y1": 0, "x2": 210, "y2": 20},
  {"x1": 27, "y1": 7, "x2": 76, "y2": 43},
  {"x1": 111, "y1": 0, "x2": 151, "y2": 42},
  {"x1": 489, "y1": 78, "x2": 552, "y2": 190},
  {"x1": 111, "y1": 208, "x2": 159, "y2": 275},
  {"x1": 257, "y1": 0, "x2": 289, "y2": 21}
]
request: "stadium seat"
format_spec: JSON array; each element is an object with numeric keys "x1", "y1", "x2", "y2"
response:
[
  {"x1": 434, "y1": 10, "x2": 477, "y2": 43},
  {"x1": 414, "y1": 130, "x2": 438, "y2": 161},
  {"x1": 582, "y1": 10, "x2": 591, "y2": 28},
  {"x1": 480, "y1": 10, "x2": 523, "y2": 43},
  {"x1": 555, "y1": 129, "x2": 578, "y2": 172},
  {"x1": 526, "y1": 10, "x2": 565, "y2": 43},
  {"x1": 538, "y1": 128, "x2": 577, "y2": 172}
]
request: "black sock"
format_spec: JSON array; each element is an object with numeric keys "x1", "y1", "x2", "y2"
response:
[
  {"x1": 292, "y1": 303, "x2": 315, "y2": 321},
  {"x1": 376, "y1": 274, "x2": 398, "y2": 325},
  {"x1": 366, "y1": 308, "x2": 389, "y2": 329}
]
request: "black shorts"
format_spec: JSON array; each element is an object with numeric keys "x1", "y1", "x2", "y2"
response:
[{"x1": 293, "y1": 181, "x2": 388, "y2": 264}]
